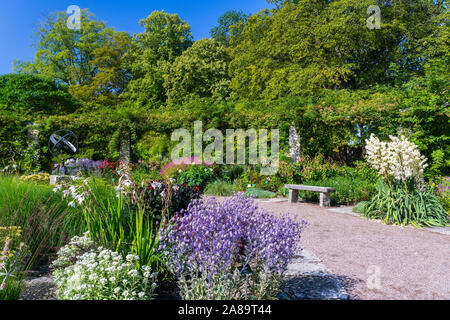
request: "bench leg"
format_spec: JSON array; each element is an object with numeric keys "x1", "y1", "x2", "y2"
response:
[
  {"x1": 289, "y1": 189, "x2": 298, "y2": 203},
  {"x1": 320, "y1": 192, "x2": 331, "y2": 207}
]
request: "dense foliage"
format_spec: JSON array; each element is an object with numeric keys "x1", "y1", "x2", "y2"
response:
[{"x1": 0, "y1": 1, "x2": 446, "y2": 177}]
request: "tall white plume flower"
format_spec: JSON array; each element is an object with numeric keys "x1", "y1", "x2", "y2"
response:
[{"x1": 365, "y1": 134, "x2": 428, "y2": 185}]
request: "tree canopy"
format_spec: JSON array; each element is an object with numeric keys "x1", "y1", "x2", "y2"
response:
[
  {"x1": 122, "y1": 10, "x2": 194, "y2": 108},
  {"x1": 163, "y1": 38, "x2": 231, "y2": 104},
  {"x1": 0, "y1": 73, "x2": 80, "y2": 116},
  {"x1": 7, "y1": 2, "x2": 449, "y2": 172},
  {"x1": 229, "y1": 0, "x2": 447, "y2": 100}
]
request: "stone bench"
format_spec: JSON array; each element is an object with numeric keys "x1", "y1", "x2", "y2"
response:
[{"x1": 285, "y1": 184, "x2": 336, "y2": 207}]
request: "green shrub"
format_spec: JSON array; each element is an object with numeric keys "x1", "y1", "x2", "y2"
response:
[
  {"x1": 81, "y1": 187, "x2": 166, "y2": 273},
  {"x1": 238, "y1": 168, "x2": 264, "y2": 189},
  {"x1": 260, "y1": 175, "x2": 284, "y2": 193},
  {"x1": 175, "y1": 164, "x2": 216, "y2": 190},
  {"x1": 204, "y1": 181, "x2": 235, "y2": 196},
  {"x1": 135, "y1": 131, "x2": 169, "y2": 162},
  {"x1": 299, "y1": 176, "x2": 375, "y2": 205},
  {"x1": 244, "y1": 188, "x2": 276, "y2": 199},
  {"x1": 298, "y1": 154, "x2": 340, "y2": 181},
  {"x1": 364, "y1": 180, "x2": 448, "y2": 227},
  {"x1": 278, "y1": 185, "x2": 289, "y2": 197},
  {"x1": 218, "y1": 165, "x2": 244, "y2": 182},
  {"x1": 353, "y1": 201, "x2": 369, "y2": 214}
]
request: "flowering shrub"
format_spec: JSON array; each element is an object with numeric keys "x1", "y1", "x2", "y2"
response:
[
  {"x1": 140, "y1": 181, "x2": 201, "y2": 219},
  {"x1": 297, "y1": 154, "x2": 339, "y2": 181},
  {"x1": 277, "y1": 159, "x2": 301, "y2": 184},
  {"x1": 52, "y1": 233, "x2": 158, "y2": 300},
  {"x1": 159, "y1": 162, "x2": 188, "y2": 180},
  {"x1": 0, "y1": 234, "x2": 28, "y2": 299},
  {"x1": 365, "y1": 134, "x2": 428, "y2": 185},
  {"x1": 364, "y1": 135, "x2": 447, "y2": 227},
  {"x1": 160, "y1": 157, "x2": 214, "y2": 187},
  {"x1": 131, "y1": 158, "x2": 166, "y2": 183},
  {"x1": 0, "y1": 164, "x2": 18, "y2": 175},
  {"x1": 364, "y1": 180, "x2": 448, "y2": 227},
  {"x1": 160, "y1": 194, "x2": 307, "y2": 299},
  {"x1": 99, "y1": 159, "x2": 122, "y2": 181},
  {"x1": 53, "y1": 177, "x2": 90, "y2": 208},
  {"x1": 175, "y1": 164, "x2": 215, "y2": 190},
  {"x1": 53, "y1": 158, "x2": 104, "y2": 176}
]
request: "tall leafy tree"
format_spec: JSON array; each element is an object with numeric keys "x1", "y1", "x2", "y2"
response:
[
  {"x1": 229, "y1": 0, "x2": 447, "y2": 100},
  {"x1": 14, "y1": 9, "x2": 130, "y2": 106},
  {"x1": 72, "y1": 31, "x2": 132, "y2": 105},
  {"x1": 0, "y1": 73, "x2": 80, "y2": 116},
  {"x1": 123, "y1": 11, "x2": 193, "y2": 108},
  {"x1": 210, "y1": 10, "x2": 248, "y2": 46},
  {"x1": 163, "y1": 38, "x2": 231, "y2": 104}
]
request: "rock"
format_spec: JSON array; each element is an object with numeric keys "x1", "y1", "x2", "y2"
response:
[
  {"x1": 19, "y1": 276, "x2": 57, "y2": 300},
  {"x1": 280, "y1": 248, "x2": 350, "y2": 300}
]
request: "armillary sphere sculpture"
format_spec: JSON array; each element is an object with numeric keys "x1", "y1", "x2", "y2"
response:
[{"x1": 48, "y1": 129, "x2": 78, "y2": 175}]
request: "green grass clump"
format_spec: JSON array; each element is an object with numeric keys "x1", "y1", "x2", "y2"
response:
[
  {"x1": 244, "y1": 188, "x2": 276, "y2": 199},
  {"x1": 352, "y1": 201, "x2": 369, "y2": 214},
  {"x1": 204, "y1": 181, "x2": 235, "y2": 196},
  {"x1": 0, "y1": 278, "x2": 24, "y2": 300},
  {"x1": 0, "y1": 175, "x2": 85, "y2": 263},
  {"x1": 364, "y1": 180, "x2": 448, "y2": 227}
]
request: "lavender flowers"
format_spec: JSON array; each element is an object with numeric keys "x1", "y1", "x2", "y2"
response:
[{"x1": 160, "y1": 194, "x2": 307, "y2": 299}]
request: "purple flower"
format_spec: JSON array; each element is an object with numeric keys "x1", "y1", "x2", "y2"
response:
[{"x1": 160, "y1": 194, "x2": 307, "y2": 279}]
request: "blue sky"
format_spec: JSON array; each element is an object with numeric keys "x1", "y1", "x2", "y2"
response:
[{"x1": 0, "y1": 0, "x2": 273, "y2": 75}]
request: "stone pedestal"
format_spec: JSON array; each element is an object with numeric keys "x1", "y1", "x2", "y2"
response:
[
  {"x1": 289, "y1": 189, "x2": 299, "y2": 203},
  {"x1": 289, "y1": 124, "x2": 301, "y2": 162},
  {"x1": 120, "y1": 134, "x2": 131, "y2": 165},
  {"x1": 320, "y1": 192, "x2": 331, "y2": 207},
  {"x1": 50, "y1": 175, "x2": 72, "y2": 185}
]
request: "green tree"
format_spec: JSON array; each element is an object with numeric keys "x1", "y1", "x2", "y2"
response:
[
  {"x1": 163, "y1": 38, "x2": 231, "y2": 104},
  {"x1": 0, "y1": 74, "x2": 79, "y2": 117},
  {"x1": 123, "y1": 11, "x2": 193, "y2": 108},
  {"x1": 210, "y1": 10, "x2": 248, "y2": 46},
  {"x1": 229, "y1": 0, "x2": 446, "y2": 100},
  {"x1": 14, "y1": 9, "x2": 129, "y2": 106},
  {"x1": 71, "y1": 31, "x2": 132, "y2": 106}
]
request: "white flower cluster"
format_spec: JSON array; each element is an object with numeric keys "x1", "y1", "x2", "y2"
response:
[
  {"x1": 51, "y1": 232, "x2": 95, "y2": 269},
  {"x1": 52, "y1": 233, "x2": 158, "y2": 300},
  {"x1": 0, "y1": 164, "x2": 18, "y2": 174},
  {"x1": 115, "y1": 164, "x2": 133, "y2": 197},
  {"x1": 53, "y1": 178, "x2": 90, "y2": 208},
  {"x1": 365, "y1": 134, "x2": 428, "y2": 184}
]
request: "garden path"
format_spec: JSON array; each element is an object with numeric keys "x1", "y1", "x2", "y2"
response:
[{"x1": 255, "y1": 198, "x2": 450, "y2": 300}]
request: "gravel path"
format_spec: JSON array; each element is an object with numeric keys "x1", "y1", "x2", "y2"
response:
[{"x1": 256, "y1": 199, "x2": 450, "y2": 300}]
